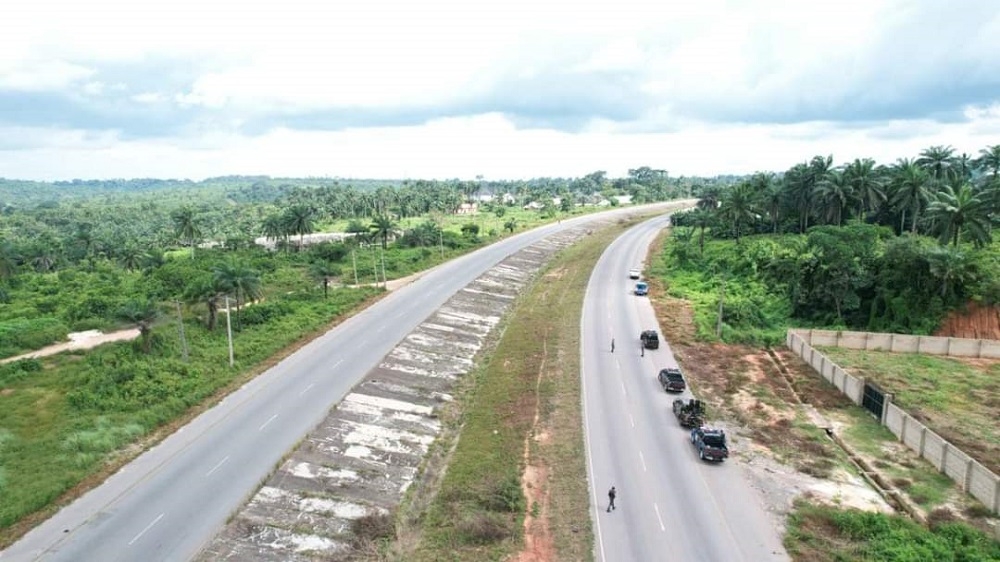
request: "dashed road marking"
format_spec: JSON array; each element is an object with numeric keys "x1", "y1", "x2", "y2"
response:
[
  {"x1": 128, "y1": 513, "x2": 164, "y2": 546},
  {"x1": 259, "y1": 414, "x2": 278, "y2": 432},
  {"x1": 299, "y1": 383, "x2": 315, "y2": 397},
  {"x1": 206, "y1": 455, "x2": 230, "y2": 477},
  {"x1": 653, "y1": 503, "x2": 665, "y2": 531}
]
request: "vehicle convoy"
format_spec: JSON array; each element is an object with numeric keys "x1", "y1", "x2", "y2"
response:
[
  {"x1": 658, "y1": 367, "x2": 686, "y2": 392},
  {"x1": 634, "y1": 281, "x2": 648, "y2": 296},
  {"x1": 672, "y1": 398, "x2": 704, "y2": 428},
  {"x1": 640, "y1": 330, "x2": 659, "y2": 349},
  {"x1": 691, "y1": 427, "x2": 729, "y2": 462}
]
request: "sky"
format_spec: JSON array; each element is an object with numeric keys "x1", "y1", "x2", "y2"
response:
[{"x1": 1, "y1": 0, "x2": 999, "y2": 182}]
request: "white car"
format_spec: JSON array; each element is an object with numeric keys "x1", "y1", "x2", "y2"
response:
[{"x1": 628, "y1": 268, "x2": 641, "y2": 280}]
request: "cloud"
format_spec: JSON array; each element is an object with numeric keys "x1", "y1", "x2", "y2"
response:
[{"x1": 1, "y1": 0, "x2": 999, "y2": 180}]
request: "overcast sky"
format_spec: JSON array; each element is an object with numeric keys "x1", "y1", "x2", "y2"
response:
[{"x1": 2, "y1": 0, "x2": 999, "y2": 181}]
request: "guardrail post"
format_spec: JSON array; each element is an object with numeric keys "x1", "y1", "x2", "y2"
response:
[
  {"x1": 919, "y1": 426, "x2": 927, "y2": 456},
  {"x1": 994, "y1": 476, "x2": 1000, "y2": 513}
]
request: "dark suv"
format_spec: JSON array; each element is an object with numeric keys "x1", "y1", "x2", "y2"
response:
[
  {"x1": 657, "y1": 367, "x2": 686, "y2": 392},
  {"x1": 640, "y1": 330, "x2": 659, "y2": 350}
]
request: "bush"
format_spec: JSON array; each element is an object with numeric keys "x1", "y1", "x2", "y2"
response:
[
  {"x1": 0, "y1": 359, "x2": 43, "y2": 386},
  {"x1": 0, "y1": 317, "x2": 69, "y2": 357},
  {"x1": 455, "y1": 512, "x2": 515, "y2": 545}
]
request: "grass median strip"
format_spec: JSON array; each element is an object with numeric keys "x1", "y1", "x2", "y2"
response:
[{"x1": 404, "y1": 219, "x2": 636, "y2": 561}]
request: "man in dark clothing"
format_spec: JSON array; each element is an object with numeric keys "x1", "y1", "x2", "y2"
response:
[
  {"x1": 607, "y1": 486, "x2": 617, "y2": 512},
  {"x1": 640, "y1": 343, "x2": 645, "y2": 357},
  {"x1": 611, "y1": 338, "x2": 615, "y2": 353}
]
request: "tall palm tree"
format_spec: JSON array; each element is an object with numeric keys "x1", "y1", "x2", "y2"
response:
[
  {"x1": 283, "y1": 204, "x2": 316, "y2": 250},
  {"x1": 925, "y1": 183, "x2": 992, "y2": 247},
  {"x1": 718, "y1": 182, "x2": 756, "y2": 244},
  {"x1": 889, "y1": 159, "x2": 930, "y2": 234},
  {"x1": 687, "y1": 207, "x2": 713, "y2": 255},
  {"x1": 816, "y1": 169, "x2": 858, "y2": 226},
  {"x1": 369, "y1": 215, "x2": 398, "y2": 249},
  {"x1": 261, "y1": 213, "x2": 289, "y2": 250},
  {"x1": 118, "y1": 244, "x2": 143, "y2": 271},
  {"x1": 212, "y1": 260, "x2": 263, "y2": 330},
  {"x1": 118, "y1": 299, "x2": 160, "y2": 353},
  {"x1": 784, "y1": 162, "x2": 818, "y2": 232},
  {"x1": 753, "y1": 174, "x2": 783, "y2": 234},
  {"x1": 171, "y1": 207, "x2": 202, "y2": 259},
  {"x1": 916, "y1": 145, "x2": 956, "y2": 184},
  {"x1": 184, "y1": 276, "x2": 225, "y2": 330},
  {"x1": 975, "y1": 144, "x2": 1000, "y2": 183},
  {"x1": 844, "y1": 158, "x2": 885, "y2": 215},
  {"x1": 926, "y1": 245, "x2": 974, "y2": 299}
]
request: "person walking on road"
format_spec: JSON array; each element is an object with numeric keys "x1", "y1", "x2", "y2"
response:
[
  {"x1": 640, "y1": 342, "x2": 645, "y2": 357},
  {"x1": 607, "y1": 486, "x2": 617, "y2": 512},
  {"x1": 611, "y1": 338, "x2": 615, "y2": 353}
]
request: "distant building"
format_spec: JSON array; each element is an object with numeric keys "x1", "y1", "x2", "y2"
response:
[{"x1": 455, "y1": 202, "x2": 479, "y2": 215}]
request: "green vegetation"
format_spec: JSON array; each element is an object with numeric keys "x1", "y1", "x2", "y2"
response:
[
  {"x1": 661, "y1": 144, "x2": 1000, "y2": 345},
  {"x1": 785, "y1": 501, "x2": 1000, "y2": 561}
]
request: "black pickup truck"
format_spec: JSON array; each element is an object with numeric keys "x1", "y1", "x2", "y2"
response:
[
  {"x1": 658, "y1": 367, "x2": 686, "y2": 393},
  {"x1": 690, "y1": 427, "x2": 729, "y2": 462}
]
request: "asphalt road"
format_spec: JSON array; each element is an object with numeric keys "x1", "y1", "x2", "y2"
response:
[
  {"x1": 2, "y1": 202, "x2": 691, "y2": 562},
  {"x1": 582, "y1": 214, "x2": 790, "y2": 561}
]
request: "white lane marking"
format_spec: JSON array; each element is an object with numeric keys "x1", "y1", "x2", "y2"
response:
[
  {"x1": 299, "y1": 383, "x2": 315, "y2": 397},
  {"x1": 639, "y1": 450, "x2": 647, "y2": 472},
  {"x1": 653, "y1": 503, "x2": 665, "y2": 531},
  {"x1": 205, "y1": 455, "x2": 230, "y2": 477},
  {"x1": 258, "y1": 414, "x2": 278, "y2": 431},
  {"x1": 128, "y1": 513, "x2": 164, "y2": 545},
  {"x1": 628, "y1": 414, "x2": 635, "y2": 428},
  {"x1": 332, "y1": 359, "x2": 343, "y2": 368},
  {"x1": 620, "y1": 381, "x2": 626, "y2": 396}
]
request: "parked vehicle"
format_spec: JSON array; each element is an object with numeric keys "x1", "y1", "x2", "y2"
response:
[
  {"x1": 691, "y1": 427, "x2": 729, "y2": 462},
  {"x1": 634, "y1": 281, "x2": 648, "y2": 296},
  {"x1": 672, "y1": 398, "x2": 704, "y2": 428},
  {"x1": 628, "y1": 268, "x2": 641, "y2": 280},
  {"x1": 658, "y1": 367, "x2": 686, "y2": 392},
  {"x1": 640, "y1": 330, "x2": 659, "y2": 350}
]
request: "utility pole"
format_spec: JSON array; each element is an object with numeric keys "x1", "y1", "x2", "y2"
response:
[
  {"x1": 371, "y1": 244, "x2": 379, "y2": 286},
  {"x1": 352, "y1": 249, "x2": 359, "y2": 286},
  {"x1": 439, "y1": 229, "x2": 444, "y2": 259},
  {"x1": 225, "y1": 295, "x2": 234, "y2": 367},
  {"x1": 716, "y1": 279, "x2": 726, "y2": 339},
  {"x1": 380, "y1": 244, "x2": 387, "y2": 289},
  {"x1": 175, "y1": 301, "x2": 189, "y2": 362}
]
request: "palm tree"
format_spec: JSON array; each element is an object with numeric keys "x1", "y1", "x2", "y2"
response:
[
  {"x1": 171, "y1": 207, "x2": 202, "y2": 259},
  {"x1": 261, "y1": 213, "x2": 289, "y2": 250},
  {"x1": 975, "y1": 144, "x2": 1000, "y2": 183},
  {"x1": 889, "y1": 159, "x2": 931, "y2": 234},
  {"x1": 141, "y1": 249, "x2": 166, "y2": 272},
  {"x1": 118, "y1": 298, "x2": 160, "y2": 353},
  {"x1": 925, "y1": 183, "x2": 992, "y2": 247},
  {"x1": 118, "y1": 244, "x2": 143, "y2": 271},
  {"x1": 784, "y1": 162, "x2": 817, "y2": 232},
  {"x1": 844, "y1": 158, "x2": 885, "y2": 215},
  {"x1": 718, "y1": 182, "x2": 756, "y2": 244},
  {"x1": 283, "y1": 204, "x2": 316, "y2": 250},
  {"x1": 310, "y1": 260, "x2": 341, "y2": 299},
  {"x1": 687, "y1": 207, "x2": 713, "y2": 255},
  {"x1": 369, "y1": 215, "x2": 398, "y2": 249},
  {"x1": 184, "y1": 276, "x2": 225, "y2": 330},
  {"x1": 752, "y1": 174, "x2": 783, "y2": 234},
  {"x1": 926, "y1": 245, "x2": 974, "y2": 300},
  {"x1": 916, "y1": 145, "x2": 956, "y2": 184},
  {"x1": 816, "y1": 169, "x2": 858, "y2": 226},
  {"x1": 212, "y1": 260, "x2": 263, "y2": 330},
  {"x1": 0, "y1": 239, "x2": 19, "y2": 281}
]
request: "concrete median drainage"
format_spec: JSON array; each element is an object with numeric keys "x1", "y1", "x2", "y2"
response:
[{"x1": 196, "y1": 220, "x2": 625, "y2": 561}]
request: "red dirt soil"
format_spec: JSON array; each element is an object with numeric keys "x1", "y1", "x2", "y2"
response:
[{"x1": 935, "y1": 303, "x2": 1000, "y2": 340}]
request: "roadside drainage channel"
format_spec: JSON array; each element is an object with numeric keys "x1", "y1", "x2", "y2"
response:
[{"x1": 195, "y1": 222, "x2": 616, "y2": 561}]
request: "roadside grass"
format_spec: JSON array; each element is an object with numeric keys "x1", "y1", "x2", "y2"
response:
[
  {"x1": 0, "y1": 286, "x2": 380, "y2": 548},
  {"x1": 820, "y1": 347, "x2": 1000, "y2": 476},
  {"x1": 407, "y1": 219, "x2": 635, "y2": 561},
  {"x1": 784, "y1": 499, "x2": 1000, "y2": 561}
]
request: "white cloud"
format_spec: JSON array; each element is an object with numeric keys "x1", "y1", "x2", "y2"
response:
[{"x1": 1, "y1": 0, "x2": 998, "y2": 180}]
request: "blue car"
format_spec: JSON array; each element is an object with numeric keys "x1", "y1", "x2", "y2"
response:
[{"x1": 634, "y1": 282, "x2": 648, "y2": 296}]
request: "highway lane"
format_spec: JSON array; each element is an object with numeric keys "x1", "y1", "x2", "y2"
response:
[
  {"x1": 582, "y1": 214, "x2": 789, "y2": 561},
  {"x1": 2, "y1": 201, "x2": 692, "y2": 562}
]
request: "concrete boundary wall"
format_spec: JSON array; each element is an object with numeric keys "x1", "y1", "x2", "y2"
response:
[
  {"x1": 785, "y1": 330, "x2": 1000, "y2": 515},
  {"x1": 791, "y1": 329, "x2": 1000, "y2": 359}
]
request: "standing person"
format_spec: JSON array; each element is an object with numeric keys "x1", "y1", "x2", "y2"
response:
[
  {"x1": 607, "y1": 486, "x2": 617, "y2": 512},
  {"x1": 641, "y1": 342, "x2": 645, "y2": 357},
  {"x1": 611, "y1": 338, "x2": 615, "y2": 353}
]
